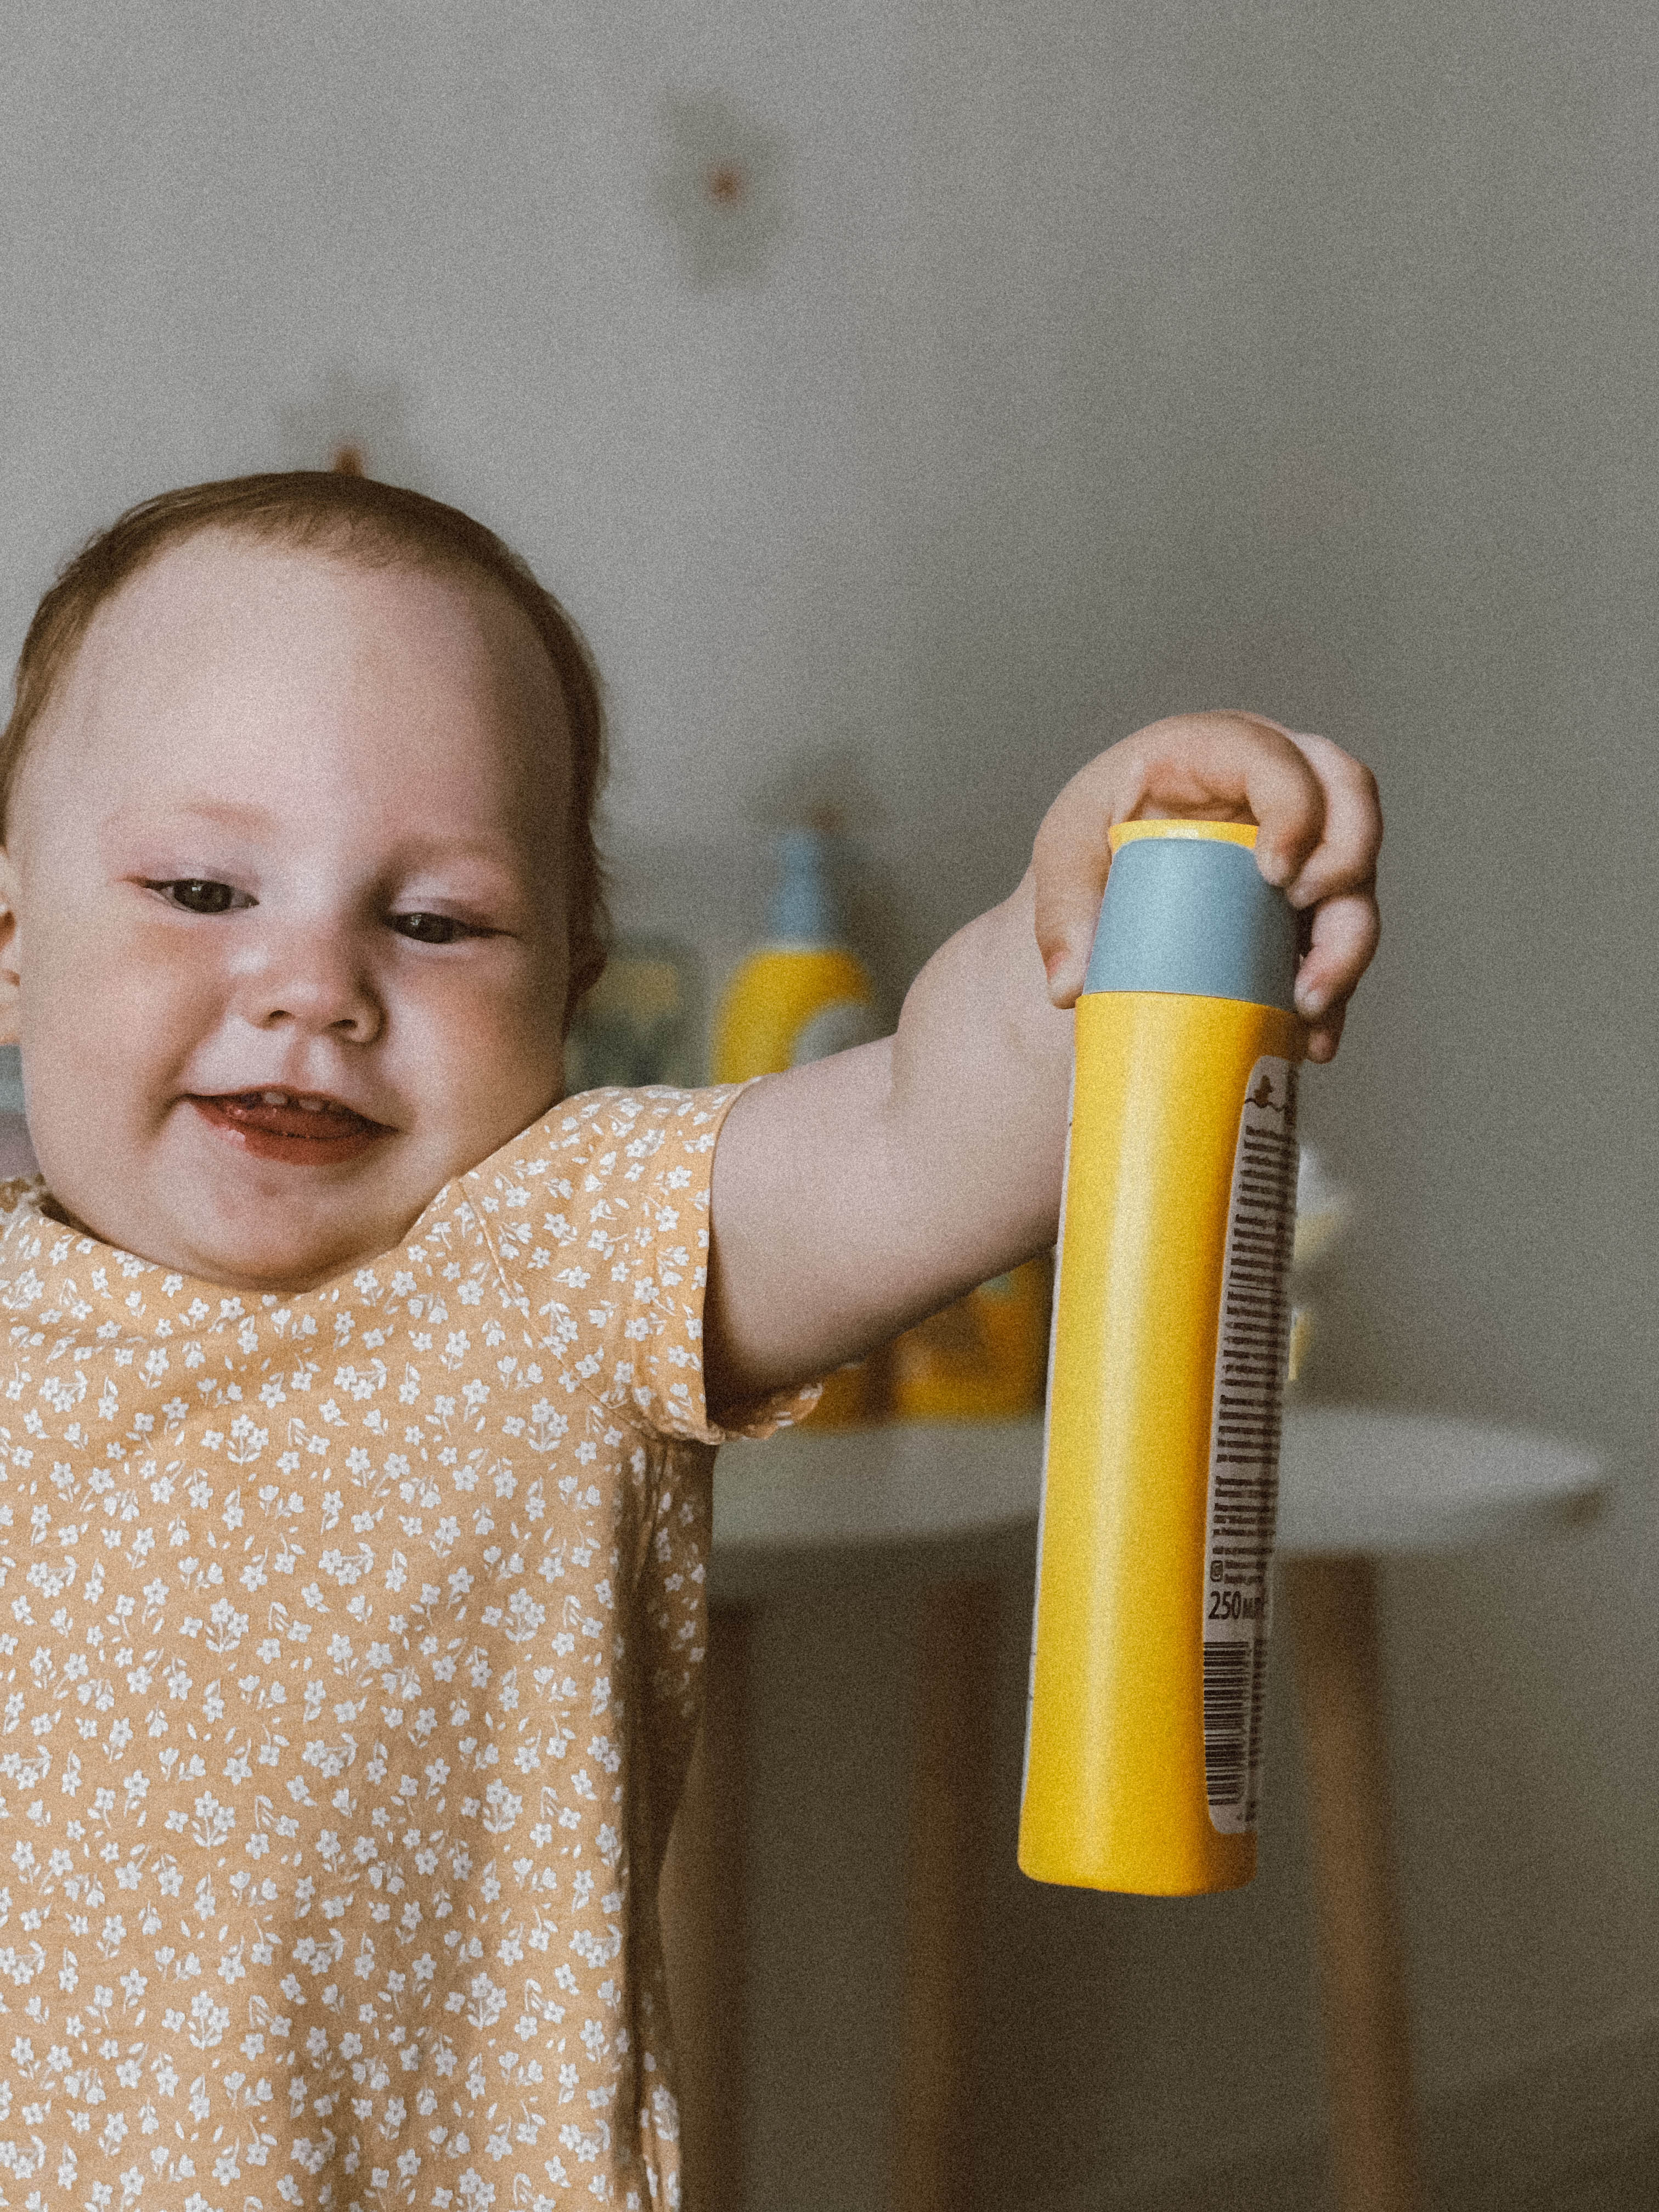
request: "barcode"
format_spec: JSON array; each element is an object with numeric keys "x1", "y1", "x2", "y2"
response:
[
  {"x1": 1215, "y1": 1125, "x2": 1297, "y2": 1476},
  {"x1": 1201, "y1": 1058, "x2": 1298, "y2": 1833},
  {"x1": 1203, "y1": 1640, "x2": 1249, "y2": 1803},
  {"x1": 1204, "y1": 1635, "x2": 1271, "y2": 1815}
]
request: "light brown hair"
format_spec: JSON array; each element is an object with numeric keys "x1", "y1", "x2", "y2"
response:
[{"x1": 1, "y1": 471, "x2": 610, "y2": 1015}]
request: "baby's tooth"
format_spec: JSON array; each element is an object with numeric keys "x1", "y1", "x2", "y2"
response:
[
  {"x1": 260, "y1": 1091, "x2": 289, "y2": 1107},
  {"x1": 298, "y1": 1097, "x2": 325, "y2": 1112}
]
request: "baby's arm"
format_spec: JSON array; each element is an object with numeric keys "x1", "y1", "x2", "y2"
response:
[{"x1": 705, "y1": 712, "x2": 1381, "y2": 1415}]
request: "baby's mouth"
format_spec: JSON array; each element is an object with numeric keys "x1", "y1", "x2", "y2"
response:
[{"x1": 190, "y1": 1088, "x2": 394, "y2": 1166}]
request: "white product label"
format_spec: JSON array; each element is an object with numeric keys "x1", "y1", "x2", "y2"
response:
[{"x1": 1203, "y1": 1056, "x2": 1300, "y2": 1835}]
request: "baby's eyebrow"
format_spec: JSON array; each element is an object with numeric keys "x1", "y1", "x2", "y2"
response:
[
  {"x1": 104, "y1": 797, "x2": 276, "y2": 836},
  {"x1": 392, "y1": 831, "x2": 517, "y2": 864},
  {"x1": 99, "y1": 803, "x2": 543, "y2": 888},
  {"x1": 180, "y1": 799, "x2": 274, "y2": 827}
]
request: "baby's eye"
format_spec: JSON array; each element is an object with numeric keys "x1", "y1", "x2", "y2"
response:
[
  {"x1": 392, "y1": 913, "x2": 475, "y2": 946},
  {"x1": 148, "y1": 879, "x2": 246, "y2": 916}
]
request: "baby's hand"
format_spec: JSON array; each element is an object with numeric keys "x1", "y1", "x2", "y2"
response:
[
  {"x1": 706, "y1": 708, "x2": 1380, "y2": 1407},
  {"x1": 1031, "y1": 711, "x2": 1382, "y2": 1063}
]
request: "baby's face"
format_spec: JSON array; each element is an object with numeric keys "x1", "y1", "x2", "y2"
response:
[{"x1": 0, "y1": 534, "x2": 573, "y2": 1291}]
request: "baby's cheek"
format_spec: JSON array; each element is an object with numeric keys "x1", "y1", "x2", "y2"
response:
[
  {"x1": 413, "y1": 971, "x2": 564, "y2": 1130},
  {"x1": 25, "y1": 909, "x2": 221, "y2": 1148}
]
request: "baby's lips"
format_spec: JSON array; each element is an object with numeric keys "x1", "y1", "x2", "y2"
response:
[{"x1": 194, "y1": 1088, "x2": 392, "y2": 1141}]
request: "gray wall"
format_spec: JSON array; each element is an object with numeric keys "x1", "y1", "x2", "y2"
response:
[{"x1": 4, "y1": 2, "x2": 1656, "y2": 2202}]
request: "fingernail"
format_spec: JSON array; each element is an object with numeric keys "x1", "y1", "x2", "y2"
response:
[
  {"x1": 1296, "y1": 979, "x2": 1328, "y2": 1017},
  {"x1": 1044, "y1": 957, "x2": 1079, "y2": 1007},
  {"x1": 1257, "y1": 849, "x2": 1292, "y2": 888}
]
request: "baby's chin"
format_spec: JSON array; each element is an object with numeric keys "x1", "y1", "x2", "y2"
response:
[
  {"x1": 174, "y1": 1230, "x2": 407, "y2": 1297},
  {"x1": 47, "y1": 1212, "x2": 400, "y2": 1295},
  {"x1": 31, "y1": 1088, "x2": 558, "y2": 1293},
  {"x1": 47, "y1": 1177, "x2": 434, "y2": 1295}
]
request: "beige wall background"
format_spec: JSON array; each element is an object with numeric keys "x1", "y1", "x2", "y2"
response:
[{"x1": 3, "y1": 1, "x2": 1656, "y2": 2202}]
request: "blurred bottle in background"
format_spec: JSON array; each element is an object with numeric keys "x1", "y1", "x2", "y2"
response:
[
  {"x1": 564, "y1": 939, "x2": 702, "y2": 1094},
  {"x1": 713, "y1": 832, "x2": 1056, "y2": 1430},
  {"x1": 713, "y1": 828, "x2": 884, "y2": 1429},
  {"x1": 890, "y1": 1257, "x2": 1052, "y2": 1423},
  {"x1": 0, "y1": 1048, "x2": 35, "y2": 1180}
]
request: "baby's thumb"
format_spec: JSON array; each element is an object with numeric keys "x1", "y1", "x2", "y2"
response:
[{"x1": 1031, "y1": 835, "x2": 1108, "y2": 1009}]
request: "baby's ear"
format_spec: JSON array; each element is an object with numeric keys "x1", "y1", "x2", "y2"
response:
[{"x1": 0, "y1": 851, "x2": 21, "y2": 1047}]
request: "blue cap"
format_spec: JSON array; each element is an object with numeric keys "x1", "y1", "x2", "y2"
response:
[
  {"x1": 1082, "y1": 824, "x2": 1299, "y2": 1011},
  {"x1": 768, "y1": 828, "x2": 843, "y2": 946}
]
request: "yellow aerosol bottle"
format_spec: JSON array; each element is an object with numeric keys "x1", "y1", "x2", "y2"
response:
[{"x1": 1018, "y1": 819, "x2": 1304, "y2": 1895}]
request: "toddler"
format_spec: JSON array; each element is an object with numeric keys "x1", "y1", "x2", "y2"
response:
[{"x1": 0, "y1": 473, "x2": 1380, "y2": 2211}]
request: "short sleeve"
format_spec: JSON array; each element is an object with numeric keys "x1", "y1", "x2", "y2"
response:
[
  {"x1": 464, "y1": 1084, "x2": 820, "y2": 1448},
  {"x1": 621, "y1": 1085, "x2": 822, "y2": 1445}
]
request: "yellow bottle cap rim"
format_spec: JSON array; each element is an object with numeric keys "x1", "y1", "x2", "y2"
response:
[{"x1": 1107, "y1": 819, "x2": 1259, "y2": 855}]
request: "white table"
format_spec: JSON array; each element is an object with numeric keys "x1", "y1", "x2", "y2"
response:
[
  {"x1": 712, "y1": 1404, "x2": 1602, "y2": 1562},
  {"x1": 660, "y1": 1408, "x2": 1605, "y2": 2212}
]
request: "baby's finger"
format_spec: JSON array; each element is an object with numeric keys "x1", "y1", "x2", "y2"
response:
[
  {"x1": 1116, "y1": 713, "x2": 1329, "y2": 888},
  {"x1": 1034, "y1": 714, "x2": 1327, "y2": 1003},
  {"x1": 1031, "y1": 808, "x2": 1111, "y2": 1008},
  {"x1": 1293, "y1": 887, "x2": 1380, "y2": 1026},
  {"x1": 1280, "y1": 731, "x2": 1384, "y2": 910},
  {"x1": 1230, "y1": 724, "x2": 1330, "y2": 892},
  {"x1": 1304, "y1": 1001, "x2": 1348, "y2": 1065}
]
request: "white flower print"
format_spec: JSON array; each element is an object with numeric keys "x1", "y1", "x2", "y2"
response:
[{"x1": 0, "y1": 1087, "x2": 813, "y2": 2209}]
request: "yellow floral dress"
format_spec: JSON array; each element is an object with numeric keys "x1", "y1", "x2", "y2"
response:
[{"x1": 0, "y1": 1085, "x2": 805, "y2": 2212}]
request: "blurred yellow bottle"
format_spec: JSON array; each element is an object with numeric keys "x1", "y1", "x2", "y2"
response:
[
  {"x1": 713, "y1": 830, "x2": 884, "y2": 1429},
  {"x1": 890, "y1": 1257, "x2": 1052, "y2": 1423},
  {"x1": 1018, "y1": 820, "x2": 1304, "y2": 1896}
]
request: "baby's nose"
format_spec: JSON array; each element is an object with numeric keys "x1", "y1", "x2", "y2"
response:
[{"x1": 237, "y1": 926, "x2": 383, "y2": 1043}]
